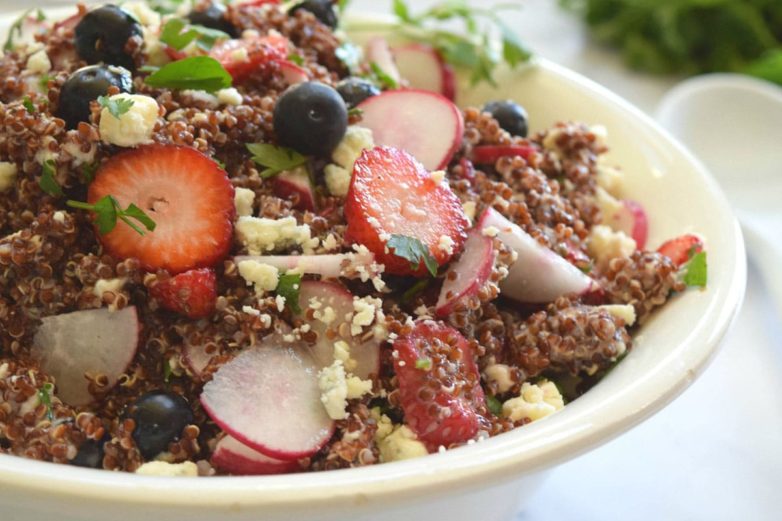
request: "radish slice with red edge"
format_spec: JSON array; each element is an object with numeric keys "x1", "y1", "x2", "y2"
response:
[
  {"x1": 607, "y1": 199, "x2": 649, "y2": 249},
  {"x1": 201, "y1": 346, "x2": 334, "y2": 460},
  {"x1": 273, "y1": 168, "x2": 315, "y2": 211},
  {"x1": 479, "y1": 208, "x2": 597, "y2": 303},
  {"x1": 365, "y1": 37, "x2": 401, "y2": 84},
  {"x1": 357, "y1": 89, "x2": 464, "y2": 170},
  {"x1": 392, "y1": 43, "x2": 456, "y2": 100},
  {"x1": 31, "y1": 306, "x2": 139, "y2": 406},
  {"x1": 234, "y1": 249, "x2": 374, "y2": 280},
  {"x1": 471, "y1": 145, "x2": 536, "y2": 165},
  {"x1": 277, "y1": 60, "x2": 309, "y2": 85},
  {"x1": 212, "y1": 435, "x2": 300, "y2": 475},
  {"x1": 435, "y1": 227, "x2": 495, "y2": 317}
]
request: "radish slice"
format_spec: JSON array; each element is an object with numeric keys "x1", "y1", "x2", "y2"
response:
[
  {"x1": 277, "y1": 60, "x2": 309, "y2": 85},
  {"x1": 479, "y1": 208, "x2": 596, "y2": 303},
  {"x1": 608, "y1": 199, "x2": 649, "y2": 249},
  {"x1": 273, "y1": 168, "x2": 315, "y2": 211},
  {"x1": 392, "y1": 43, "x2": 456, "y2": 100},
  {"x1": 182, "y1": 341, "x2": 213, "y2": 378},
  {"x1": 357, "y1": 89, "x2": 464, "y2": 170},
  {"x1": 201, "y1": 347, "x2": 334, "y2": 460},
  {"x1": 212, "y1": 435, "x2": 300, "y2": 475},
  {"x1": 435, "y1": 227, "x2": 495, "y2": 317},
  {"x1": 471, "y1": 145, "x2": 536, "y2": 165},
  {"x1": 298, "y1": 280, "x2": 380, "y2": 379},
  {"x1": 31, "y1": 307, "x2": 139, "y2": 406},
  {"x1": 364, "y1": 37, "x2": 401, "y2": 84},
  {"x1": 234, "y1": 249, "x2": 374, "y2": 280}
]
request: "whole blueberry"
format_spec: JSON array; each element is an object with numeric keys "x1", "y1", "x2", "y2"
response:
[
  {"x1": 335, "y1": 77, "x2": 380, "y2": 109},
  {"x1": 70, "y1": 439, "x2": 104, "y2": 469},
  {"x1": 187, "y1": 2, "x2": 238, "y2": 38},
  {"x1": 74, "y1": 4, "x2": 142, "y2": 70},
  {"x1": 483, "y1": 100, "x2": 529, "y2": 138},
  {"x1": 289, "y1": 0, "x2": 338, "y2": 29},
  {"x1": 127, "y1": 391, "x2": 194, "y2": 460},
  {"x1": 57, "y1": 64, "x2": 133, "y2": 129},
  {"x1": 274, "y1": 81, "x2": 348, "y2": 157}
]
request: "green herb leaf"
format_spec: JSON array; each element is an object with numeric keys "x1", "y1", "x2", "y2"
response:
[
  {"x1": 401, "y1": 278, "x2": 431, "y2": 303},
  {"x1": 67, "y1": 195, "x2": 156, "y2": 236},
  {"x1": 287, "y1": 52, "x2": 305, "y2": 66},
  {"x1": 683, "y1": 251, "x2": 708, "y2": 287},
  {"x1": 144, "y1": 56, "x2": 232, "y2": 93},
  {"x1": 746, "y1": 49, "x2": 782, "y2": 85},
  {"x1": 337, "y1": 0, "x2": 351, "y2": 14},
  {"x1": 146, "y1": 0, "x2": 186, "y2": 15},
  {"x1": 486, "y1": 395, "x2": 502, "y2": 416},
  {"x1": 277, "y1": 273, "x2": 303, "y2": 314},
  {"x1": 335, "y1": 41, "x2": 362, "y2": 75},
  {"x1": 80, "y1": 162, "x2": 99, "y2": 184},
  {"x1": 414, "y1": 357, "x2": 432, "y2": 370},
  {"x1": 38, "y1": 73, "x2": 51, "y2": 91},
  {"x1": 160, "y1": 17, "x2": 229, "y2": 52},
  {"x1": 39, "y1": 160, "x2": 62, "y2": 197},
  {"x1": 392, "y1": 0, "x2": 413, "y2": 23},
  {"x1": 387, "y1": 234, "x2": 438, "y2": 277},
  {"x1": 97, "y1": 95, "x2": 135, "y2": 119},
  {"x1": 38, "y1": 382, "x2": 54, "y2": 421},
  {"x1": 347, "y1": 107, "x2": 363, "y2": 118},
  {"x1": 246, "y1": 143, "x2": 309, "y2": 179},
  {"x1": 22, "y1": 96, "x2": 35, "y2": 114},
  {"x1": 369, "y1": 61, "x2": 399, "y2": 89},
  {"x1": 3, "y1": 8, "x2": 45, "y2": 52},
  {"x1": 163, "y1": 359, "x2": 173, "y2": 383}
]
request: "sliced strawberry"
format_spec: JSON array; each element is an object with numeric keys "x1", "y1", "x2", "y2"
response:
[
  {"x1": 471, "y1": 145, "x2": 536, "y2": 165},
  {"x1": 344, "y1": 146, "x2": 468, "y2": 276},
  {"x1": 657, "y1": 234, "x2": 704, "y2": 267},
  {"x1": 88, "y1": 144, "x2": 235, "y2": 274},
  {"x1": 150, "y1": 268, "x2": 217, "y2": 319},
  {"x1": 393, "y1": 321, "x2": 487, "y2": 450},
  {"x1": 210, "y1": 34, "x2": 289, "y2": 81}
]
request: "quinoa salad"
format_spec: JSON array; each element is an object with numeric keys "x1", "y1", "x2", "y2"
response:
[{"x1": 0, "y1": 0, "x2": 708, "y2": 477}]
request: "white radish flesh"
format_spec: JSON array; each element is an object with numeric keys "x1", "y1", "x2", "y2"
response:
[
  {"x1": 364, "y1": 37, "x2": 401, "y2": 84},
  {"x1": 277, "y1": 60, "x2": 309, "y2": 85},
  {"x1": 212, "y1": 435, "x2": 300, "y2": 475},
  {"x1": 31, "y1": 307, "x2": 139, "y2": 406},
  {"x1": 435, "y1": 228, "x2": 495, "y2": 317},
  {"x1": 233, "y1": 249, "x2": 374, "y2": 280},
  {"x1": 392, "y1": 43, "x2": 456, "y2": 100}
]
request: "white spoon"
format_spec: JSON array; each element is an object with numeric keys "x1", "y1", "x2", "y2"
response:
[{"x1": 656, "y1": 74, "x2": 782, "y2": 315}]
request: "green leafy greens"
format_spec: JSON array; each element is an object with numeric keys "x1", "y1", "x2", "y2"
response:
[
  {"x1": 560, "y1": 0, "x2": 782, "y2": 85},
  {"x1": 144, "y1": 56, "x2": 232, "y2": 92},
  {"x1": 67, "y1": 196, "x2": 156, "y2": 236},
  {"x1": 38, "y1": 382, "x2": 54, "y2": 421},
  {"x1": 97, "y1": 95, "x2": 135, "y2": 119},
  {"x1": 22, "y1": 96, "x2": 35, "y2": 114},
  {"x1": 683, "y1": 251, "x2": 708, "y2": 288},
  {"x1": 246, "y1": 143, "x2": 309, "y2": 179},
  {"x1": 39, "y1": 160, "x2": 62, "y2": 197},
  {"x1": 387, "y1": 234, "x2": 439, "y2": 277},
  {"x1": 277, "y1": 273, "x2": 303, "y2": 314},
  {"x1": 159, "y1": 17, "x2": 230, "y2": 52},
  {"x1": 486, "y1": 395, "x2": 502, "y2": 416}
]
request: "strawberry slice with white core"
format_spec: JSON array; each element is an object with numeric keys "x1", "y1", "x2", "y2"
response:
[
  {"x1": 657, "y1": 234, "x2": 704, "y2": 267},
  {"x1": 273, "y1": 167, "x2": 315, "y2": 211},
  {"x1": 200, "y1": 347, "x2": 334, "y2": 460},
  {"x1": 471, "y1": 145, "x2": 536, "y2": 165},
  {"x1": 87, "y1": 144, "x2": 235, "y2": 274},
  {"x1": 364, "y1": 37, "x2": 401, "y2": 85},
  {"x1": 297, "y1": 280, "x2": 380, "y2": 379},
  {"x1": 356, "y1": 90, "x2": 464, "y2": 170},
  {"x1": 234, "y1": 249, "x2": 374, "y2": 280},
  {"x1": 210, "y1": 33, "x2": 289, "y2": 81},
  {"x1": 344, "y1": 146, "x2": 468, "y2": 276},
  {"x1": 31, "y1": 307, "x2": 139, "y2": 406},
  {"x1": 392, "y1": 43, "x2": 456, "y2": 100},
  {"x1": 435, "y1": 227, "x2": 495, "y2": 317},
  {"x1": 479, "y1": 208, "x2": 596, "y2": 303},
  {"x1": 212, "y1": 435, "x2": 300, "y2": 475},
  {"x1": 607, "y1": 199, "x2": 649, "y2": 249}
]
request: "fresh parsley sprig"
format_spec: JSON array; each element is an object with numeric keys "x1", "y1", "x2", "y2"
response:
[
  {"x1": 38, "y1": 382, "x2": 55, "y2": 421},
  {"x1": 159, "y1": 18, "x2": 230, "y2": 52},
  {"x1": 369, "y1": 61, "x2": 399, "y2": 89},
  {"x1": 67, "y1": 196, "x2": 156, "y2": 236},
  {"x1": 683, "y1": 250, "x2": 708, "y2": 288},
  {"x1": 144, "y1": 56, "x2": 232, "y2": 93},
  {"x1": 3, "y1": 8, "x2": 45, "y2": 52},
  {"x1": 486, "y1": 394, "x2": 502, "y2": 416},
  {"x1": 277, "y1": 272, "x2": 303, "y2": 314},
  {"x1": 387, "y1": 234, "x2": 439, "y2": 277},
  {"x1": 97, "y1": 95, "x2": 134, "y2": 119},
  {"x1": 39, "y1": 160, "x2": 62, "y2": 197},
  {"x1": 22, "y1": 96, "x2": 36, "y2": 114},
  {"x1": 246, "y1": 143, "x2": 309, "y2": 179}
]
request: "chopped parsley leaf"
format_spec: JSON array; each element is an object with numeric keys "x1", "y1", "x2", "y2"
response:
[
  {"x1": 39, "y1": 160, "x2": 62, "y2": 197},
  {"x1": 387, "y1": 235, "x2": 438, "y2": 277},
  {"x1": 277, "y1": 273, "x2": 303, "y2": 314},
  {"x1": 67, "y1": 196, "x2": 156, "y2": 236},
  {"x1": 683, "y1": 251, "x2": 708, "y2": 287},
  {"x1": 97, "y1": 95, "x2": 134, "y2": 119},
  {"x1": 246, "y1": 143, "x2": 309, "y2": 179},
  {"x1": 486, "y1": 395, "x2": 502, "y2": 416}
]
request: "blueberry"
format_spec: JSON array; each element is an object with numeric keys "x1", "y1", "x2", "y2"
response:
[
  {"x1": 74, "y1": 4, "x2": 142, "y2": 70},
  {"x1": 187, "y1": 2, "x2": 238, "y2": 38},
  {"x1": 483, "y1": 100, "x2": 529, "y2": 138},
  {"x1": 127, "y1": 391, "x2": 194, "y2": 460},
  {"x1": 70, "y1": 439, "x2": 104, "y2": 469},
  {"x1": 335, "y1": 77, "x2": 380, "y2": 109},
  {"x1": 274, "y1": 81, "x2": 348, "y2": 157},
  {"x1": 289, "y1": 0, "x2": 338, "y2": 29},
  {"x1": 57, "y1": 65, "x2": 133, "y2": 129}
]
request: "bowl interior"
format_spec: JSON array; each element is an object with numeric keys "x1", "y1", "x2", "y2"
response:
[{"x1": 0, "y1": 10, "x2": 746, "y2": 512}]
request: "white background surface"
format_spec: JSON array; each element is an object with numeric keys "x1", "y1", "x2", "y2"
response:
[
  {"x1": 350, "y1": 1, "x2": 782, "y2": 520},
  {"x1": 2, "y1": 1, "x2": 780, "y2": 519}
]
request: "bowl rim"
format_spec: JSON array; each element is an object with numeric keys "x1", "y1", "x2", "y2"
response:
[{"x1": 0, "y1": 10, "x2": 747, "y2": 511}]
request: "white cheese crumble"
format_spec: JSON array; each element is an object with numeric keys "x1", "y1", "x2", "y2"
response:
[
  {"x1": 318, "y1": 360, "x2": 349, "y2": 420},
  {"x1": 351, "y1": 296, "x2": 380, "y2": 336},
  {"x1": 26, "y1": 49, "x2": 51, "y2": 74},
  {"x1": 135, "y1": 461, "x2": 199, "y2": 477},
  {"x1": 437, "y1": 234, "x2": 455, "y2": 255},
  {"x1": 484, "y1": 364, "x2": 515, "y2": 394},
  {"x1": 99, "y1": 94, "x2": 159, "y2": 147},
  {"x1": 333, "y1": 340, "x2": 357, "y2": 372},
  {"x1": 52, "y1": 211, "x2": 66, "y2": 224},
  {"x1": 0, "y1": 162, "x2": 17, "y2": 192},
  {"x1": 235, "y1": 216, "x2": 317, "y2": 255},
  {"x1": 596, "y1": 164, "x2": 624, "y2": 196},
  {"x1": 35, "y1": 136, "x2": 58, "y2": 165},
  {"x1": 502, "y1": 381, "x2": 564, "y2": 423},
  {"x1": 482, "y1": 226, "x2": 499, "y2": 238},
  {"x1": 275, "y1": 294, "x2": 286, "y2": 312},
  {"x1": 378, "y1": 425, "x2": 428, "y2": 462},
  {"x1": 181, "y1": 89, "x2": 218, "y2": 108},
  {"x1": 588, "y1": 225, "x2": 636, "y2": 268},
  {"x1": 462, "y1": 200, "x2": 477, "y2": 225},
  {"x1": 234, "y1": 187, "x2": 255, "y2": 217},
  {"x1": 598, "y1": 304, "x2": 637, "y2": 327},
  {"x1": 62, "y1": 141, "x2": 96, "y2": 166},
  {"x1": 93, "y1": 277, "x2": 126, "y2": 298},
  {"x1": 324, "y1": 126, "x2": 374, "y2": 197},
  {"x1": 237, "y1": 260, "x2": 279, "y2": 294},
  {"x1": 595, "y1": 186, "x2": 625, "y2": 228},
  {"x1": 216, "y1": 87, "x2": 242, "y2": 106},
  {"x1": 346, "y1": 375, "x2": 373, "y2": 399},
  {"x1": 231, "y1": 47, "x2": 249, "y2": 63},
  {"x1": 430, "y1": 170, "x2": 446, "y2": 185}
]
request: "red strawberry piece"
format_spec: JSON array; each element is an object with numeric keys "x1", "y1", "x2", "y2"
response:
[
  {"x1": 471, "y1": 145, "x2": 536, "y2": 165},
  {"x1": 657, "y1": 234, "x2": 704, "y2": 267},
  {"x1": 393, "y1": 320, "x2": 487, "y2": 450},
  {"x1": 150, "y1": 268, "x2": 217, "y2": 319},
  {"x1": 88, "y1": 144, "x2": 235, "y2": 274},
  {"x1": 210, "y1": 34, "x2": 289, "y2": 81},
  {"x1": 344, "y1": 146, "x2": 468, "y2": 276}
]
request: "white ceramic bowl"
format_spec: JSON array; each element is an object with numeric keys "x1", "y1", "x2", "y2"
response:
[{"x1": 0, "y1": 12, "x2": 746, "y2": 521}]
